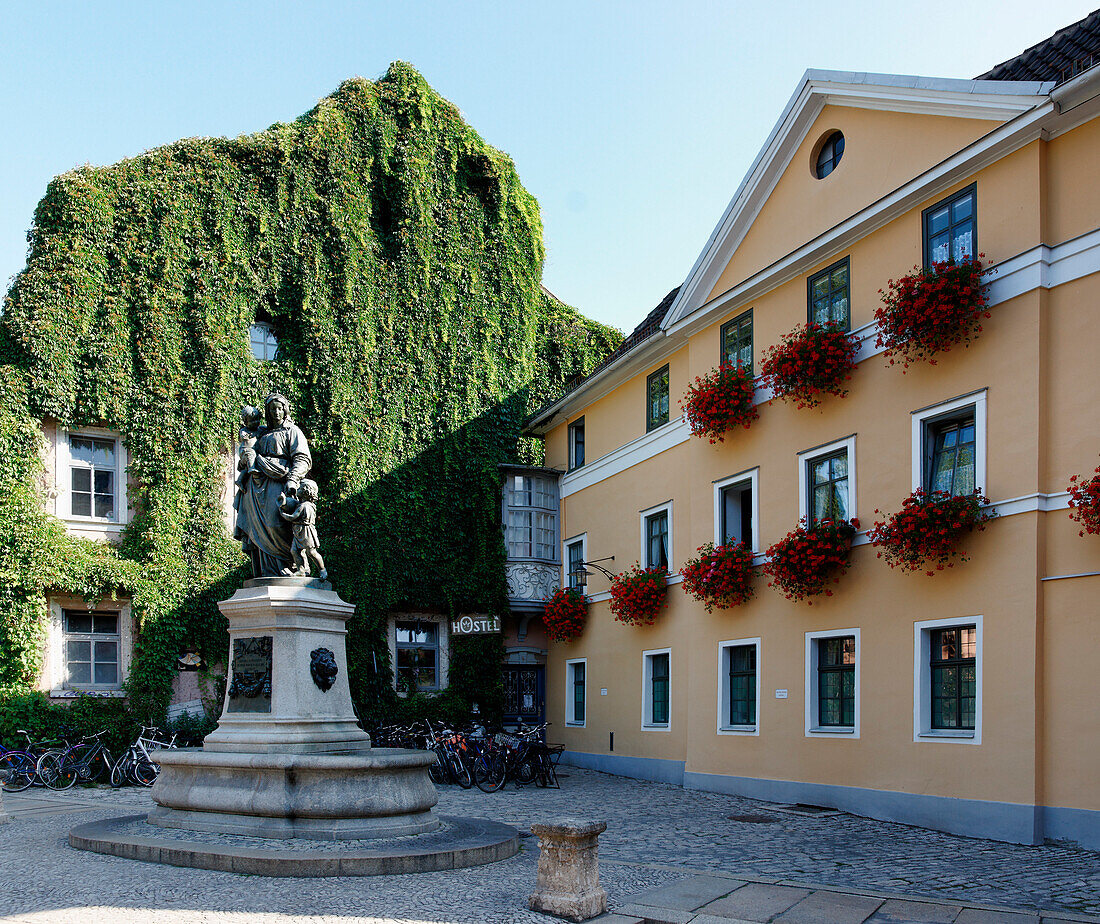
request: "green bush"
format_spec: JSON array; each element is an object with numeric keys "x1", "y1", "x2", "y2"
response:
[{"x1": 0, "y1": 691, "x2": 138, "y2": 757}]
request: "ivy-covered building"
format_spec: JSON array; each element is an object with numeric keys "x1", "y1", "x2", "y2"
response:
[{"x1": 0, "y1": 63, "x2": 619, "y2": 727}]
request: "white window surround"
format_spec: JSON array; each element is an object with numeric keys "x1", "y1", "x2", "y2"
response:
[
  {"x1": 805, "y1": 627, "x2": 861, "y2": 738},
  {"x1": 718, "y1": 637, "x2": 761, "y2": 736},
  {"x1": 387, "y1": 614, "x2": 450, "y2": 695},
  {"x1": 913, "y1": 615, "x2": 983, "y2": 745},
  {"x1": 798, "y1": 435, "x2": 857, "y2": 524},
  {"x1": 911, "y1": 390, "x2": 987, "y2": 495},
  {"x1": 562, "y1": 532, "x2": 587, "y2": 591},
  {"x1": 566, "y1": 658, "x2": 587, "y2": 727},
  {"x1": 45, "y1": 598, "x2": 132, "y2": 697},
  {"x1": 641, "y1": 647, "x2": 672, "y2": 731},
  {"x1": 56, "y1": 426, "x2": 129, "y2": 534},
  {"x1": 713, "y1": 469, "x2": 760, "y2": 552},
  {"x1": 639, "y1": 500, "x2": 674, "y2": 571}
]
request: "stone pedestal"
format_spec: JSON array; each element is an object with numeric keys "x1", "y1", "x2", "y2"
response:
[
  {"x1": 528, "y1": 818, "x2": 608, "y2": 921},
  {"x1": 150, "y1": 577, "x2": 439, "y2": 840}
]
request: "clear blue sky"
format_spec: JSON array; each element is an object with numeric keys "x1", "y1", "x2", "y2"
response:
[{"x1": 2, "y1": 1, "x2": 1094, "y2": 332}]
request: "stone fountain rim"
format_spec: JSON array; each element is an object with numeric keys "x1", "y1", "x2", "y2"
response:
[{"x1": 153, "y1": 747, "x2": 435, "y2": 772}]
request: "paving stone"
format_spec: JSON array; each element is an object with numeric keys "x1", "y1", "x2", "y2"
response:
[
  {"x1": 698, "y1": 883, "x2": 811, "y2": 921},
  {"x1": 590, "y1": 915, "x2": 647, "y2": 924},
  {"x1": 867, "y1": 899, "x2": 963, "y2": 922},
  {"x1": 955, "y1": 909, "x2": 1038, "y2": 922},
  {"x1": 630, "y1": 875, "x2": 745, "y2": 910},
  {"x1": 775, "y1": 890, "x2": 885, "y2": 922},
  {"x1": 615, "y1": 903, "x2": 696, "y2": 923}
]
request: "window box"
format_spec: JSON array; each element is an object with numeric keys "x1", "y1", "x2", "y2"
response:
[
  {"x1": 642, "y1": 649, "x2": 671, "y2": 729},
  {"x1": 805, "y1": 629, "x2": 860, "y2": 737},
  {"x1": 761, "y1": 323, "x2": 859, "y2": 410},
  {"x1": 543, "y1": 587, "x2": 588, "y2": 642},
  {"x1": 764, "y1": 518, "x2": 857, "y2": 603},
  {"x1": 1068, "y1": 459, "x2": 1100, "y2": 537},
  {"x1": 718, "y1": 638, "x2": 760, "y2": 735},
  {"x1": 869, "y1": 489, "x2": 992, "y2": 574},
  {"x1": 610, "y1": 565, "x2": 668, "y2": 627}
]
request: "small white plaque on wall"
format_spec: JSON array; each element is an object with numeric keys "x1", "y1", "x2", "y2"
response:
[
  {"x1": 600, "y1": 689, "x2": 608, "y2": 696},
  {"x1": 775, "y1": 689, "x2": 788, "y2": 699}
]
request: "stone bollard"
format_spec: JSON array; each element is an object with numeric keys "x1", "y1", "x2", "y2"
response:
[
  {"x1": 0, "y1": 786, "x2": 10, "y2": 824},
  {"x1": 528, "y1": 817, "x2": 608, "y2": 921}
]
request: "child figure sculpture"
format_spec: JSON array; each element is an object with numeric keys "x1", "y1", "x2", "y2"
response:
[{"x1": 278, "y1": 479, "x2": 327, "y2": 581}]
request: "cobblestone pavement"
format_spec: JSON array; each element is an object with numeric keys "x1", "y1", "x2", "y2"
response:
[{"x1": 2, "y1": 767, "x2": 1099, "y2": 923}]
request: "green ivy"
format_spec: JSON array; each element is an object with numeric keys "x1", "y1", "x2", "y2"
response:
[{"x1": 0, "y1": 62, "x2": 619, "y2": 724}]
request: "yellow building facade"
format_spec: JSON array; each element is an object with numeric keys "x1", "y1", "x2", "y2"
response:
[{"x1": 527, "y1": 60, "x2": 1100, "y2": 847}]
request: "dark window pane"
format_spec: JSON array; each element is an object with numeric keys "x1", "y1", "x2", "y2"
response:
[
  {"x1": 928, "y1": 206, "x2": 950, "y2": 235},
  {"x1": 66, "y1": 612, "x2": 93, "y2": 634},
  {"x1": 72, "y1": 469, "x2": 91, "y2": 492},
  {"x1": 67, "y1": 639, "x2": 91, "y2": 662},
  {"x1": 94, "y1": 470, "x2": 114, "y2": 494},
  {"x1": 93, "y1": 613, "x2": 118, "y2": 634},
  {"x1": 94, "y1": 494, "x2": 115, "y2": 519},
  {"x1": 68, "y1": 660, "x2": 91, "y2": 684},
  {"x1": 92, "y1": 440, "x2": 115, "y2": 467}
]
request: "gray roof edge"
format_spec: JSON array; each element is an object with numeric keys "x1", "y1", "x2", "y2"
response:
[{"x1": 802, "y1": 68, "x2": 1054, "y2": 96}]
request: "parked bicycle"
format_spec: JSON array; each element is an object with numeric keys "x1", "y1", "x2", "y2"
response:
[
  {"x1": 1, "y1": 730, "x2": 74, "y2": 792},
  {"x1": 36, "y1": 730, "x2": 115, "y2": 791},
  {"x1": 110, "y1": 726, "x2": 177, "y2": 788}
]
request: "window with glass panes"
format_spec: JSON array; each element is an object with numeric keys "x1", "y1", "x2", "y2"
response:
[
  {"x1": 930, "y1": 626, "x2": 976, "y2": 730},
  {"x1": 815, "y1": 131, "x2": 845, "y2": 179},
  {"x1": 649, "y1": 652, "x2": 670, "y2": 725},
  {"x1": 720, "y1": 311, "x2": 753, "y2": 374},
  {"x1": 645, "y1": 510, "x2": 669, "y2": 571},
  {"x1": 504, "y1": 474, "x2": 558, "y2": 560},
  {"x1": 568, "y1": 417, "x2": 585, "y2": 470},
  {"x1": 646, "y1": 365, "x2": 670, "y2": 431},
  {"x1": 927, "y1": 414, "x2": 976, "y2": 496},
  {"x1": 728, "y1": 645, "x2": 756, "y2": 726},
  {"x1": 395, "y1": 621, "x2": 439, "y2": 691},
  {"x1": 817, "y1": 636, "x2": 855, "y2": 727},
  {"x1": 249, "y1": 322, "x2": 278, "y2": 361},
  {"x1": 63, "y1": 610, "x2": 120, "y2": 688},
  {"x1": 570, "y1": 661, "x2": 585, "y2": 724},
  {"x1": 808, "y1": 449, "x2": 849, "y2": 526},
  {"x1": 720, "y1": 482, "x2": 753, "y2": 547},
  {"x1": 566, "y1": 539, "x2": 585, "y2": 590},
  {"x1": 924, "y1": 186, "x2": 975, "y2": 267},
  {"x1": 808, "y1": 258, "x2": 850, "y2": 330},
  {"x1": 69, "y1": 435, "x2": 118, "y2": 520}
]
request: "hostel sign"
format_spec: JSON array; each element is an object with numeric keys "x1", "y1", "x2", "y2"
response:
[{"x1": 449, "y1": 615, "x2": 501, "y2": 636}]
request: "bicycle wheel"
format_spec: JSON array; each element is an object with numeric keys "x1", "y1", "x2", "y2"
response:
[
  {"x1": 515, "y1": 752, "x2": 538, "y2": 785},
  {"x1": 131, "y1": 757, "x2": 159, "y2": 787},
  {"x1": 475, "y1": 752, "x2": 506, "y2": 793},
  {"x1": 428, "y1": 752, "x2": 446, "y2": 785},
  {"x1": 449, "y1": 755, "x2": 473, "y2": 789},
  {"x1": 38, "y1": 751, "x2": 77, "y2": 791},
  {"x1": 109, "y1": 755, "x2": 130, "y2": 788},
  {"x1": 80, "y1": 747, "x2": 112, "y2": 783},
  {"x1": 1, "y1": 751, "x2": 35, "y2": 792}
]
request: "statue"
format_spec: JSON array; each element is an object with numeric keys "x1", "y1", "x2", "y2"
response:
[
  {"x1": 233, "y1": 394, "x2": 318, "y2": 578},
  {"x1": 278, "y1": 479, "x2": 327, "y2": 580}
]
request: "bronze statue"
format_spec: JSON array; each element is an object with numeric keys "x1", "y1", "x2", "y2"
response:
[{"x1": 233, "y1": 394, "x2": 320, "y2": 578}]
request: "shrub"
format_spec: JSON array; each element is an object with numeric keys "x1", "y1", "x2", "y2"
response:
[
  {"x1": 1068, "y1": 460, "x2": 1100, "y2": 537},
  {"x1": 875, "y1": 256, "x2": 991, "y2": 369},
  {"x1": 679, "y1": 542, "x2": 755, "y2": 611},
  {"x1": 609, "y1": 565, "x2": 668, "y2": 626},
  {"x1": 868, "y1": 490, "x2": 992, "y2": 574},
  {"x1": 0, "y1": 691, "x2": 139, "y2": 756},
  {"x1": 543, "y1": 587, "x2": 588, "y2": 641},
  {"x1": 761, "y1": 323, "x2": 860, "y2": 409},
  {"x1": 681, "y1": 363, "x2": 758, "y2": 443},
  {"x1": 763, "y1": 518, "x2": 858, "y2": 603}
]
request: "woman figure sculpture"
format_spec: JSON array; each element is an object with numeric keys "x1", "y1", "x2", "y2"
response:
[{"x1": 234, "y1": 393, "x2": 313, "y2": 577}]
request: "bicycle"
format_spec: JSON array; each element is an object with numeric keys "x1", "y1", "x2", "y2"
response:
[
  {"x1": 1, "y1": 730, "x2": 72, "y2": 792},
  {"x1": 111, "y1": 726, "x2": 177, "y2": 787},
  {"x1": 37, "y1": 730, "x2": 115, "y2": 791}
]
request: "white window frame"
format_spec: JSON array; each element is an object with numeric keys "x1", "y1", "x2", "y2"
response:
[
  {"x1": 562, "y1": 532, "x2": 588, "y2": 591},
  {"x1": 713, "y1": 469, "x2": 760, "y2": 552},
  {"x1": 249, "y1": 321, "x2": 278, "y2": 361},
  {"x1": 641, "y1": 647, "x2": 672, "y2": 731},
  {"x1": 798, "y1": 435, "x2": 857, "y2": 525},
  {"x1": 44, "y1": 598, "x2": 132, "y2": 697},
  {"x1": 913, "y1": 615, "x2": 983, "y2": 744},
  {"x1": 568, "y1": 417, "x2": 585, "y2": 471},
  {"x1": 388, "y1": 614, "x2": 450, "y2": 695},
  {"x1": 805, "y1": 627, "x2": 860, "y2": 738},
  {"x1": 566, "y1": 658, "x2": 587, "y2": 727},
  {"x1": 718, "y1": 637, "x2": 761, "y2": 736},
  {"x1": 56, "y1": 426, "x2": 129, "y2": 535},
  {"x1": 639, "y1": 500, "x2": 674, "y2": 571},
  {"x1": 911, "y1": 390, "x2": 987, "y2": 495}
]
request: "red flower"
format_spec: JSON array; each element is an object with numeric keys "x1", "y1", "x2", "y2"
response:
[
  {"x1": 679, "y1": 542, "x2": 755, "y2": 612},
  {"x1": 762, "y1": 518, "x2": 857, "y2": 603},
  {"x1": 1067, "y1": 458, "x2": 1100, "y2": 537},
  {"x1": 761, "y1": 323, "x2": 860, "y2": 410},
  {"x1": 543, "y1": 587, "x2": 589, "y2": 641},
  {"x1": 680, "y1": 363, "x2": 758, "y2": 443},
  {"x1": 875, "y1": 256, "x2": 991, "y2": 370},
  {"x1": 867, "y1": 489, "x2": 992, "y2": 572},
  {"x1": 609, "y1": 565, "x2": 669, "y2": 626}
]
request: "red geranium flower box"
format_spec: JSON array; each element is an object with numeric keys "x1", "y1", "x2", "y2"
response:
[
  {"x1": 1068, "y1": 460, "x2": 1100, "y2": 537},
  {"x1": 763, "y1": 518, "x2": 858, "y2": 603},
  {"x1": 681, "y1": 363, "x2": 758, "y2": 443},
  {"x1": 680, "y1": 542, "x2": 755, "y2": 612},
  {"x1": 609, "y1": 565, "x2": 668, "y2": 626},
  {"x1": 875, "y1": 255, "x2": 991, "y2": 370},
  {"x1": 543, "y1": 587, "x2": 589, "y2": 642},
  {"x1": 867, "y1": 489, "x2": 992, "y2": 574},
  {"x1": 761, "y1": 322, "x2": 860, "y2": 410}
]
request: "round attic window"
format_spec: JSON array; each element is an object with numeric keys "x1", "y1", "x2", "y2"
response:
[{"x1": 813, "y1": 131, "x2": 845, "y2": 179}]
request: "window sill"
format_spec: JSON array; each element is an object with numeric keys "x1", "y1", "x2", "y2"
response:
[
  {"x1": 565, "y1": 721, "x2": 586, "y2": 728},
  {"x1": 642, "y1": 723, "x2": 670, "y2": 731},
  {"x1": 807, "y1": 726, "x2": 855, "y2": 735},
  {"x1": 719, "y1": 724, "x2": 758, "y2": 735},
  {"x1": 49, "y1": 688, "x2": 125, "y2": 699},
  {"x1": 918, "y1": 730, "x2": 976, "y2": 740}
]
